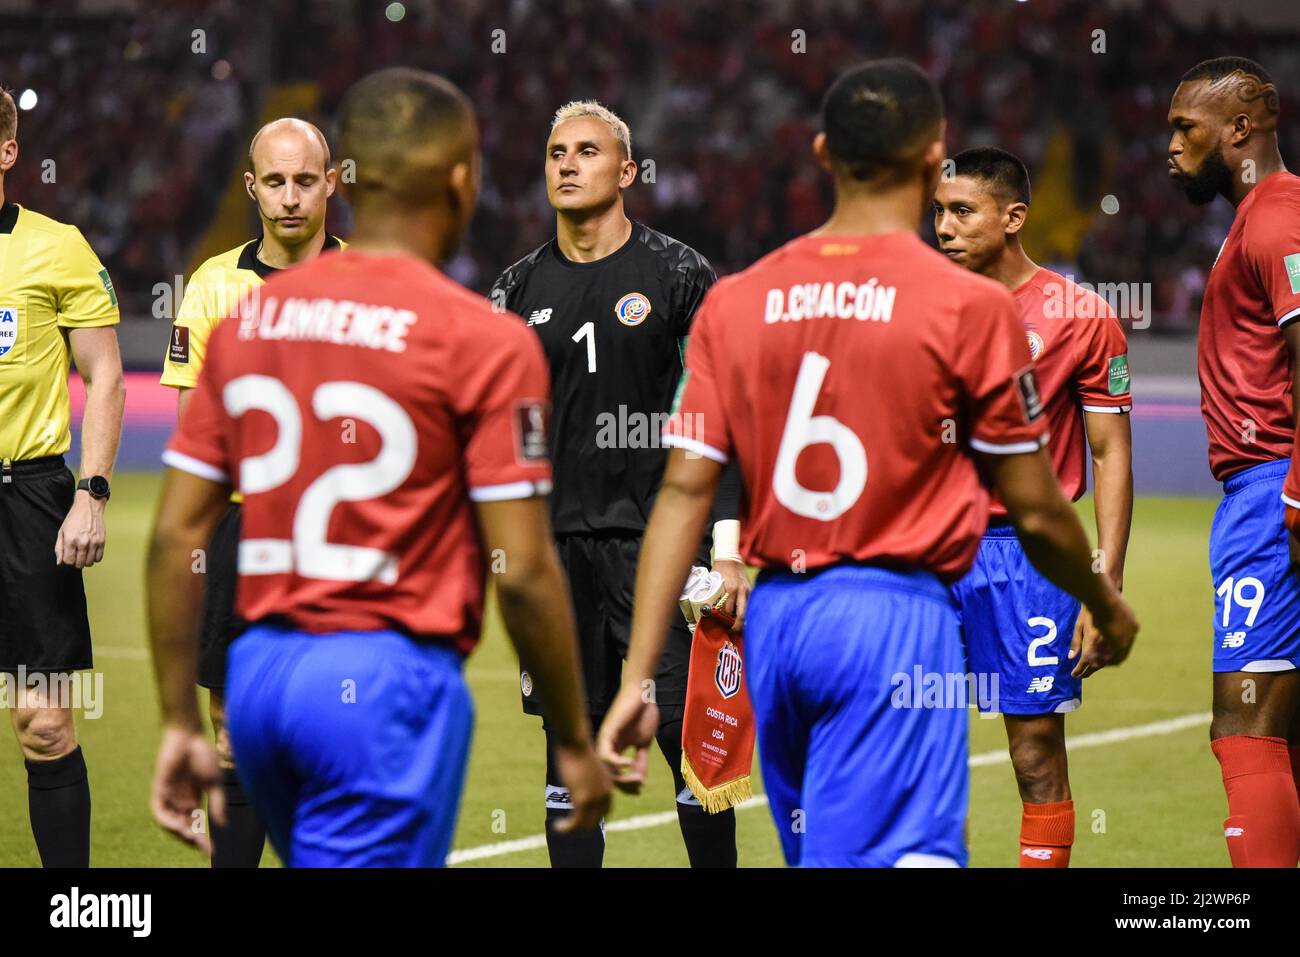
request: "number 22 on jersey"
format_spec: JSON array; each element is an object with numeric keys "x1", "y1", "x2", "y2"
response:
[{"x1": 224, "y1": 374, "x2": 417, "y2": 584}]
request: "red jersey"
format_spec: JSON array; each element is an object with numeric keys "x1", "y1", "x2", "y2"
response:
[
  {"x1": 1199, "y1": 170, "x2": 1300, "y2": 482},
  {"x1": 987, "y1": 267, "x2": 1131, "y2": 515},
  {"x1": 663, "y1": 231, "x2": 1047, "y2": 581},
  {"x1": 164, "y1": 251, "x2": 553, "y2": 655}
]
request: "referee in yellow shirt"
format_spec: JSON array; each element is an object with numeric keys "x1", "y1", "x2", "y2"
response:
[
  {"x1": 0, "y1": 89, "x2": 125, "y2": 867},
  {"x1": 159, "y1": 117, "x2": 341, "y2": 868}
]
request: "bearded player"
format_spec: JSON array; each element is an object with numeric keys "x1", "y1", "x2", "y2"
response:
[
  {"x1": 489, "y1": 102, "x2": 743, "y2": 868},
  {"x1": 148, "y1": 68, "x2": 609, "y2": 866},
  {"x1": 1168, "y1": 56, "x2": 1300, "y2": 867},
  {"x1": 935, "y1": 147, "x2": 1133, "y2": 867},
  {"x1": 158, "y1": 117, "x2": 344, "y2": 868},
  {"x1": 599, "y1": 59, "x2": 1137, "y2": 867}
]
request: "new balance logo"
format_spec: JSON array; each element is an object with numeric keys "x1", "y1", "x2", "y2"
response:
[
  {"x1": 1026, "y1": 676, "x2": 1055, "y2": 694},
  {"x1": 1021, "y1": 847, "x2": 1053, "y2": 861},
  {"x1": 527, "y1": 308, "x2": 553, "y2": 326},
  {"x1": 1224, "y1": 826, "x2": 1244, "y2": 837},
  {"x1": 1221, "y1": 631, "x2": 1246, "y2": 648}
]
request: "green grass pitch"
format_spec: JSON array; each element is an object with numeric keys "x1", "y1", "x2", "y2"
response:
[{"x1": 0, "y1": 473, "x2": 1226, "y2": 867}]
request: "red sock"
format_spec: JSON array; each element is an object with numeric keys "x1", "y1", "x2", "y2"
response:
[
  {"x1": 1211, "y1": 735, "x2": 1300, "y2": 868},
  {"x1": 1290, "y1": 745, "x2": 1300, "y2": 807},
  {"x1": 1019, "y1": 799, "x2": 1074, "y2": 868}
]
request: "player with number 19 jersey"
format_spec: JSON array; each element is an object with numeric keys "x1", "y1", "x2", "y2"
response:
[
  {"x1": 1202, "y1": 171, "x2": 1300, "y2": 673},
  {"x1": 664, "y1": 231, "x2": 1046, "y2": 866}
]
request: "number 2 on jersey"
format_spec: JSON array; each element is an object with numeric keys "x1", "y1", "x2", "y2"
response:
[{"x1": 224, "y1": 374, "x2": 417, "y2": 584}]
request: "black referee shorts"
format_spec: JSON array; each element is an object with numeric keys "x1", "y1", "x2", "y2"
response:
[
  {"x1": 522, "y1": 533, "x2": 710, "y2": 722},
  {"x1": 0, "y1": 455, "x2": 91, "y2": 673},
  {"x1": 198, "y1": 502, "x2": 246, "y2": 691}
]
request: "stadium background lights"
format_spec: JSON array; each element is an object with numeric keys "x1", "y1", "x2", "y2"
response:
[
  {"x1": 386, "y1": 2, "x2": 406, "y2": 22},
  {"x1": 17, "y1": 89, "x2": 37, "y2": 111}
]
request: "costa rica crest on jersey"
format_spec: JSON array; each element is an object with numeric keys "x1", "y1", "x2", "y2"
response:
[
  {"x1": 1026, "y1": 330, "x2": 1044, "y2": 361},
  {"x1": 0, "y1": 306, "x2": 17, "y2": 358},
  {"x1": 715, "y1": 640, "x2": 743, "y2": 699},
  {"x1": 615, "y1": 292, "x2": 651, "y2": 326}
]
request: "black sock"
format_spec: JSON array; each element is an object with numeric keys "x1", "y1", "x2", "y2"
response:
[
  {"x1": 211, "y1": 767, "x2": 266, "y2": 868},
  {"x1": 544, "y1": 731, "x2": 605, "y2": 867},
  {"x1": 27, "y1": 745, "x2": 91, "y2": 868},
  {"x1": 657, "y1": 718, "x2": 738, "y2": 868}
]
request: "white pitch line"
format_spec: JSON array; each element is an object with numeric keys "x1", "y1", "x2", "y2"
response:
[
  {"x1": 448, "y1": 710, "x2": 1211, "y2": 865},
  {"x1": 969, "y1": 710, "x2": 1211, "y2": 767}
]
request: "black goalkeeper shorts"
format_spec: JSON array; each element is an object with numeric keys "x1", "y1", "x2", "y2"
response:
[
  {"x1": 198, "y1": 502, "x2": 246, "y2": 691},
  {"x1": 521, "y1": 533, "x2": 710, "y2": 719},
  {"x1": 0, "y1": 456, "x2": 91, "y2": 673}
]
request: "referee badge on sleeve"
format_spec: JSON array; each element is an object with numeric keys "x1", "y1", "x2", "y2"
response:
[
  {"x1": 514, "y1": 401, "x2": 549, "y2": 463},
  {"x1": 169, "y1": 325, "x2": 189, "y2": 364}
]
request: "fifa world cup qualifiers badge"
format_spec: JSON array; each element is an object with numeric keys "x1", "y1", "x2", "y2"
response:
[
  {"x1": 1015, "y1": 366, "x2": 1045, "y2": 422},
  {"x1": 169, "y1": 325, "x2": 189, "y2": 364},
  {"x1": 513, "y1": 401, "x2": 548, "y2": 463}
]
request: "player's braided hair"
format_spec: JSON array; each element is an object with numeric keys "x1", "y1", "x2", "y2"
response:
[{"x1": 821, "y1": 58, "x2": 943, "y2": 185}]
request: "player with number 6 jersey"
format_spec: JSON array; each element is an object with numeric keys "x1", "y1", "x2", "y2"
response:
[
  {"x1": 596, "y1": 59, "x2": 1137, "y2": 867},
  {"x1": 147, "y1": 68, "x2": 610, "y2": 867}
]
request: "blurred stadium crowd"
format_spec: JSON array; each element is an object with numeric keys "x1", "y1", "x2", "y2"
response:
[{"x1": 4, "y1": 0, "x2": 1298, "y2": 329}]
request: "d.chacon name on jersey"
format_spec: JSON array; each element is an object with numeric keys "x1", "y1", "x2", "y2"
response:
[{"x1": 764, "y1": 280, "x2": 897, "y2": 324}]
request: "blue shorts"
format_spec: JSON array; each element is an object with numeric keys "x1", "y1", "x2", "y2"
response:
[
  {"x1": 225, "y1": 625, "x2": 474, "y2": 867},
  {"x1": 745, "y1": 565, "x2": 968, "y2": 868},
  {"x1": 1210, "y1": 459, "x2": 1300, "y2": 673},
  {"x1": 950, "y1": 524, "x2": 1083, "y2": 715}
]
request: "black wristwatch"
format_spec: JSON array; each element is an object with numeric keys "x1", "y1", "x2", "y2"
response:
[{"x1": 77, "y1": 475, "x2": 111, "y2": 501}]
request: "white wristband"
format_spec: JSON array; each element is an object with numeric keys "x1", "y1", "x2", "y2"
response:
[{"x1": 712, "y1": 519, "x2": 742, "y2": 564}]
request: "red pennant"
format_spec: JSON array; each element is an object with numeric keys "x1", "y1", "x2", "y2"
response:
[{"x1": 680, "y1": 606, "x2": 755, "y2": 812}]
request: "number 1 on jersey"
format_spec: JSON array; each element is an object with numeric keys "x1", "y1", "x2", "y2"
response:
[{"x1": 573, "y1": 321, "x2": 596, "y2": 373}]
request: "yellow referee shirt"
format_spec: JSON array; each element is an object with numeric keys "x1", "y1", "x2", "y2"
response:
[
  {"x1": 0, "y1": 202, "x2": 120, "y2": 461},
  {"x1": 160, "y1": 234, "x2": 344, "y2": 389}
]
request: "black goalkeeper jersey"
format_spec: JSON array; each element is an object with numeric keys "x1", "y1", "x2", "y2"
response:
[{"x1": 490, "y1": 221, "x2": 717, "y2": 536}]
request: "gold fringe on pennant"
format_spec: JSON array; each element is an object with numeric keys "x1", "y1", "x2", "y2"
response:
[{"x1": 681, "y1": 753, "x2": 752, "y2": 814}]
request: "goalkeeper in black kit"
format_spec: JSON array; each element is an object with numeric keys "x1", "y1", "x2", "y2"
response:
[{"x1": 490, "y1": 100, "x2": 744, "y2": 867}]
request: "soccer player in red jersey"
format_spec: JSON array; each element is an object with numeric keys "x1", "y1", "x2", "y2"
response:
[
  {"x1": 935, "y1": 147, "x2": 1133, "y2": 867},
  {"x1": 146, "y1": 68, "x2": 610, "y2": 866},
  {"x1": 597, "y1": 59, "x2": 1137, "y2": 866},
  {"x1": 1168, "y1": 56, "x2": 1300, "y2": 867}
]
